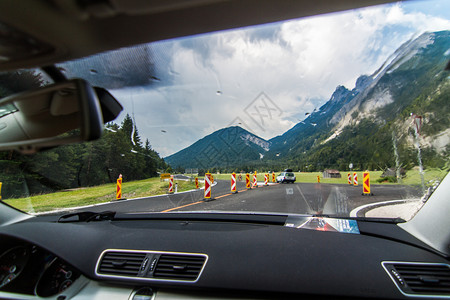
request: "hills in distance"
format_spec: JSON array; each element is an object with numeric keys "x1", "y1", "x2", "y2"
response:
[
  {"x1": 165, "y1": 126, "x2": 270, "y2": 171},
  {"x1": 165, "y1": 30, "x2": 450, "y2": 172}
]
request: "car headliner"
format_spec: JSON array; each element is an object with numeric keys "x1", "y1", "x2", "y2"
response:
[{"x1": 0, "y1": 0, "x2": 397, "y2": 71}]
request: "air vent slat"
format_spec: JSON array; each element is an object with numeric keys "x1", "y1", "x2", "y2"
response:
[
  {"x1": 100, "y1": 265, "x2": 142, "y2": 270},
  {"x1": 153, "y1": 274, "x2": 198, "y2": 279},
  {"x1": 410, "y1": 286, "x2": 450, "y2": 291},
  {"x1": 99, "y1": 268, "x2": 140, "y2": 275},
  {"x1": 154, "y1": 264, "x2": 202, "y2": 269}
]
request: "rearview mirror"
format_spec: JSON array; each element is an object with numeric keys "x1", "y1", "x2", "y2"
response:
[{"x1": 0, "y1": 79, "x2": 103, "y2": 153}]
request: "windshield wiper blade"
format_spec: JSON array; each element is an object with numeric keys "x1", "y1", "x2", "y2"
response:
[{"x1": 57, "y1": 211, "x2": 116, "y2": 223}]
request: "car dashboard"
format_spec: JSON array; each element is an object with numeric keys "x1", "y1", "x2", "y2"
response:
[{"x1": 0, "y1": 212, "x2": 449, "y2": 300}]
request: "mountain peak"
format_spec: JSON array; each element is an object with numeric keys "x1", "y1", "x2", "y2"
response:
[
  {"x1": 164, "y1": 125, "x2": 269, "y2": 169},
  {"x1": 330, "y1": 85, "x2": 350, "y2": 102},
  {"x1": 354, "y1": 75, "x2": 373, "y2": 92}
]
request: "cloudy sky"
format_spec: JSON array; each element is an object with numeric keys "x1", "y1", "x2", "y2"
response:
[{"x1": 107, "y1": 0, "x2": 450, "y2": 157}]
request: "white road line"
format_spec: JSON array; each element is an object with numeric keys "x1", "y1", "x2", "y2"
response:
[
  {"x1": 295, "y1": 184, "x2": 313, "y2": 212},
  {"x1": 349, "y1": 199, "x2": 418, "y2": 218}
]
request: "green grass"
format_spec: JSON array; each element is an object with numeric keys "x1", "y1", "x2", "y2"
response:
[
  {"x1": 401, "y1": 167, "x2": 447, "y2": 185},
  {"x1": 4, "y1": 177, "x2": 197, "y2": 213}
]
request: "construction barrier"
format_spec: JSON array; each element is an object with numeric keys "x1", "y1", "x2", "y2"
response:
[
  {"x1": 0, "y1": 182, "x2": 2, "y2": 200},
  {"x1": 116, "y1": 174, "x2": 123, "y2": 200},
  {"x1": 246, "y1": 173, "x2": 251, "y2": 189},
  {"x1": 168, "y1": 175, "x2": 174, "y2": 193},
  {"x1": 353, "y1": 172, "x2": 358, "y2": 186},
  {"x1": 272, "y1": 173, "x2": 276, "y2": 183},
  {"x1": 231, "y1": 172, "x2": 237, "y2": 193},
  {"x1": 253, "y1": 172, "x2": 258, "y2": 188},
  {"x1": 363, "y1": 172, "x2": 372, "y2": 195},
  {"x1": 204, "y1": 173, "x2": 212, "y2": 199},
  {"x1": 347, "y1": 173, "x2": 352, "y2": 185},
  {"x1": 264, "y1": 174, "x2": 269, "y2": 186},
  {"x1": 317, "y1": 175, "x2": 320, "y2": 183},
  {"x1": 195, "y1": 177, "x2": 199, "y2": 189}
]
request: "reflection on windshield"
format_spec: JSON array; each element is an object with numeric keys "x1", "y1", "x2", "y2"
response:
[
  {"x1": 0, "y1": 104, "x2": 17, "y2": 118},
  {"x1": 0, "y1": 0, "x2": 449, "y2": 220}
]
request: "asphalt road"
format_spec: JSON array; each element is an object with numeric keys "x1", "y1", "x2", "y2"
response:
[{"x1": 65, "y1": 179, "x2": 421, "y2": 217}]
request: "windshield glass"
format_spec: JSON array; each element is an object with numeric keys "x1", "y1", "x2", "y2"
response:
[{"x1": 1, "y1": 0, "x2": 449, "y2": 220}]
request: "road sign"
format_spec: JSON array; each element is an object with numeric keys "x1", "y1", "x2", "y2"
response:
[
  {"x1": 353, "y1": 172, "x2": 358, "y2": 186},
  {"x1": 363, "y1": 172, "x2": 371, "y2": 195},
  {"x1": 204, "y1": 173, "x2": 212, "y2": 199},
  {"x1": 246, "y1": 173, "x2": 251, "y2": 189},
  {"x1": 160, "y1": 173, "x2": 171, "y2": 180},
  {"x1": 231, "y1": 173, "x2": 237, "y2": 193},
  {"x1": 168, "y1": 175, "x2": 174, "y2": 193},
  {"x1": 195, "y1": 177, "x2": 199, "y2": 189},
  {"x1": 116, "y1": 176, "x2": 122, "y2": 200},
  {"x1": 185, "y1": 168, "x2": 198, "y2": 174},
  {"x1": 347, "y1": 173, "x2": 352, "y2": 185}
]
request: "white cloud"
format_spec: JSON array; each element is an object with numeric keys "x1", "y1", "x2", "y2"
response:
[{"x1": 112, "y1": 1, "x2": 450, "y2": 157}]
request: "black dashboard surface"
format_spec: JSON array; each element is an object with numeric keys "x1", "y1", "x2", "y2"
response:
[{"x1": 0, "y1": 214, "x2": 449, "y2": 299}]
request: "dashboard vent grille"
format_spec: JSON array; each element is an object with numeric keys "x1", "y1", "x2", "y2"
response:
[
  {"x1": 153, "y1": 254, "x2": 206, "y2": 281},
  {"x1": 383, "y1": 262, "x2": 450, "y2": 297},
  {"x1": 96, "y1": 250, "x2": 208, "y2": 282},
  {"x1": 98, "y1": 251, "x2": 146, "y2": 277}
]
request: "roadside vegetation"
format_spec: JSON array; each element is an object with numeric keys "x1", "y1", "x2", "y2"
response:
[{"x1": 4, "y1": 178, "x2": 196, "y2": 213}]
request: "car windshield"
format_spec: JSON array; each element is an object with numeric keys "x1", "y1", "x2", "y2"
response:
[{"x1": 0, "y1": 0, "x2": 449, "y2": 221}]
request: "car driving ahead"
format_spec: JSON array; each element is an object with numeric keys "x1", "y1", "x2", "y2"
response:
[
  {"x1": 276, "y1": 171, "x2": 296, "y2": 183},
  {"x1": 0, "y1": 0, "x2": 449, "y2": 300}
]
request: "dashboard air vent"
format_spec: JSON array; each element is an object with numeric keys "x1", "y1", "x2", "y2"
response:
[
  {"x1": 96, "y1": 250, "x2": 208, "y2": 282},
  {"x1": 98, "y1": 251, "x2": 146, "y2": 277},
  {"x1": 383, "y1": 262, "x2": 450, "y2": 297},
  {"x1": 153, "y1": 254, "x2": 206, "y2": 281}
]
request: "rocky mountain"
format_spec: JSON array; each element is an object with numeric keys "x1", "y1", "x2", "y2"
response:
[
  {"x1": 165, "y1": 30, "x2": 450, "y2": 172},
  {"x1": 265, "y1": 30, "x2": 450, "y2": 171},
  {"x1": 164, "y1": 126, "x2": 270, "y2": 169}
]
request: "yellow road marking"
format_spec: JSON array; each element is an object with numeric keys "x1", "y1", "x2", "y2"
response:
[
  {"x1": 161, "y1": 201, "x2": 203, "y2": 212},
  {"x1": 161, "y1": 184, "x2": 275, "y2": 212}
]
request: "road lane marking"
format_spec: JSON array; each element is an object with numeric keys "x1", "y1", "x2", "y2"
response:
[
  {"x1": 295, "y1": 184, "x2": 314, "y2": 213},
  {"x1": 161, "y1": 201, "x2": 203, "y2": 212},
  {"x1": 349, "y1": 199, "x2": 419, "y2": 217},
  {"x1": 216, "y1": 193, "x2": 231, "y2": 199},
  {"x1": 161, "y1": 183, "x2": 275, "y2": 212}
]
